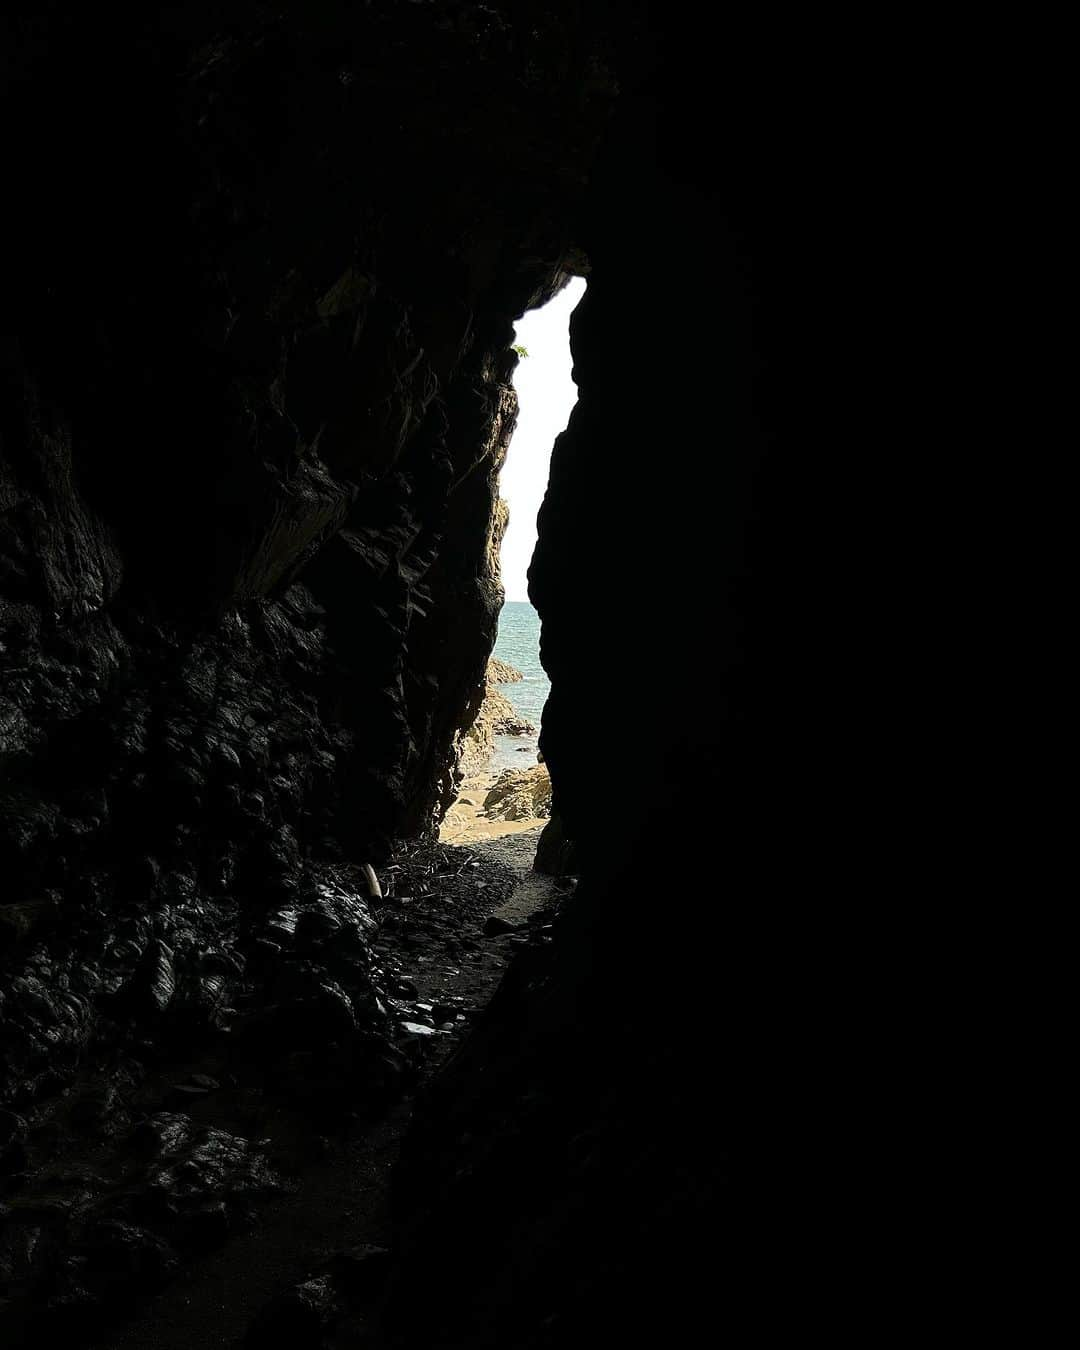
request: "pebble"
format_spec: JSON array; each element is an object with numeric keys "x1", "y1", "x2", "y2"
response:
[
  {"x1": 399, "y1": 1021, "x2": 440, "y2": 1036},
  {"x1": 483, "y1": 915, "x2": 520, "y2": 936}
]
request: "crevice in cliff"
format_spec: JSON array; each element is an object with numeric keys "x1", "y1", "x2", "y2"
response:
[
  {"x1": 1, "y1": 5, "x2": 748, "y2": 1343},
  {"x1": 502, "y1": 277, "x2": 588, "y2": 611},
  {"x1": 437, "y1": 279, "x2": 586, "y2": 851}
]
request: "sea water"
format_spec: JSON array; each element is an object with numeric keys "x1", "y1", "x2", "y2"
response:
[{"x1": 490, "y1": 600, "x2": 550, "y2": 773}]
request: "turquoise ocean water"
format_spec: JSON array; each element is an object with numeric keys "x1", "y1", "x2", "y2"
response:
[{"x1": 490, "y1": 601, "x2": 550, "y2": 772}]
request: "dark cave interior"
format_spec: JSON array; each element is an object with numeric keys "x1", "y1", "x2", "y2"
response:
[{"x1": 0, "y1": 4, "x2": 816, "y2": 1345}]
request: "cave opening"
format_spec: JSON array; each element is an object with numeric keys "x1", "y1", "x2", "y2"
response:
[
  {"x1": 0, "y1": 7, "x2": 782, "y2": 1346},
  {"x1": 440, "y1": 276, "x2": 586, "y2": 845}
]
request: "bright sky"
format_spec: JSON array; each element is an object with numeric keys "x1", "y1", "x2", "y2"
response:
[{"x1": 500, "y1": 276, "x2": 588, "y2": 603}]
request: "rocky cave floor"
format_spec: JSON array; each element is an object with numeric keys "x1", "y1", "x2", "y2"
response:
[{"x1": 1, "y1": 830, "x2": 568, "y2": 1347}]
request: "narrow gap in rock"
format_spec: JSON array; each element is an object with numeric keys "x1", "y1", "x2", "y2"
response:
[
  {"x1": 440, "y1": 278, "x2": 587, "y2": 849},
  {"x1": 1, "y1": 7, "x2": 776, "y2": 1344}
]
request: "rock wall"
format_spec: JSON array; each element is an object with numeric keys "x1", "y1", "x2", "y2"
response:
[
  {"x1": 1, "y1": 5, "x2": 841, "y2": 1346},
  {"x1": 456, "y1": 657, "x2": 535, "y2": 783},
  {"x1": 2, "y1": 5, "x2": 612, "y2": 1108},
  {"x1": 380, "y1": 16, "x2": 809, "y2": 1348}
]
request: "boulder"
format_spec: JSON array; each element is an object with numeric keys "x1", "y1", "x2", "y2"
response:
[
  {"x1": 533, "y1": 813, "x2": 579, "y2": 876},
  {"x1": 488, "y1": 657, "x2": 524, "y2": 685},
  {"x1": 481, "y1": 766, "x2": 552, "y2": 822}
]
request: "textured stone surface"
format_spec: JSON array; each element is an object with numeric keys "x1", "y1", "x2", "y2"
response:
[
  {"x1": 481, "y1": 765, "x2": 551, "y2": 821},
  {"x1": 0, "y1": 1108, "x2": 283, "y2": 1335},
  {"x1": 457, "y1": 658, "x2": 535, "y2": 781},
  {"x1": 0, "y1": 9, "x2": 618, "y2": 1335},
  {"x1": 1, "y1": 3, "x2": 612, "y2": 1119},
  {"x1": 0, "y1": 3, "x2": 831, "y2": 1346},
  {"x1": 487, "y1": 656, "x2": 523, "y2": 685}
]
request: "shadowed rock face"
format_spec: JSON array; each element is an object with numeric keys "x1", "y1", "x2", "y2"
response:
[
  {"x1": 1, "y1": 4, "x2": 613, "y2": 1109},
  {"x1": 379, "y1": 21, "x2": 812, "y2": 1350},
  {"x1": 3, "y1": 1, "x2": 609, "y2": 858},
  {"x1": 1, "y1": 3, "x2": 824, "y2": 1345}
]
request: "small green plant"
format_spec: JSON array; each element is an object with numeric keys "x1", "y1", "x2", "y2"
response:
[{"x1": 512, "y1": 343, "x2": 529, "y2": 359}]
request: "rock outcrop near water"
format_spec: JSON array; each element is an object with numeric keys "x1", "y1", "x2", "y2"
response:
[
  {"x1": 482, "y1": 765, "x2": 552, "y2": 821},
  {"x1": 456, "y1": 658, "x2": 535, "y2": 781},
  {"x1": 487, "y1": 656, "x2": 524, "y2": 685}
]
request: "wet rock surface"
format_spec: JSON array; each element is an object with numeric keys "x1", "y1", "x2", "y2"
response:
[{"x1": 0, "y1": 837, "x2": 560, "y2": 1343}]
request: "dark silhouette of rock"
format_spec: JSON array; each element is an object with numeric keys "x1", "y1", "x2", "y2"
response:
[
  {"x1": 532, "y1": 813, "x2": 578, "y2": 876},
  {"x1": 0, "y1": 4, "x2": 861, "y2": 1346}
]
